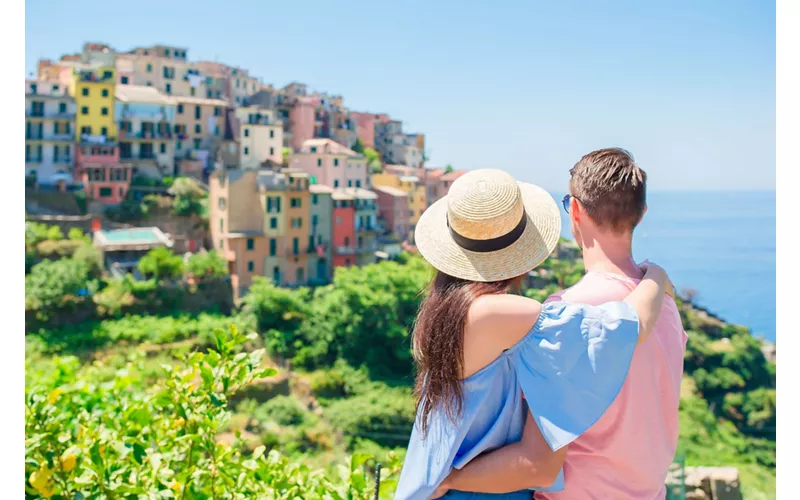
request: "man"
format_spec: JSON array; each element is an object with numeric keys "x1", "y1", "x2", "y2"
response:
[{"x1": 436, "y1": 148, "x2": 688, "y2": 499}]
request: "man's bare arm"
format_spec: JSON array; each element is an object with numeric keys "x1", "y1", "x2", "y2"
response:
[{"x1": 435, "y1": 410, "x2": 567, "y2": 495}]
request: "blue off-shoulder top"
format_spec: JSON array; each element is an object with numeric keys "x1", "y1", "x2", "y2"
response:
[{"x1": 394, "y1": 301, "x2": 641, "y2": 500}]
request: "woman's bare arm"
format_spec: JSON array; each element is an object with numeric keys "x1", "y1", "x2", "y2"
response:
[{"x1": 623, "y1": 263, "x2": 671, "y2": 344}]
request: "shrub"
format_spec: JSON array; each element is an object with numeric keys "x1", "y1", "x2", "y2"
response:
[{"x1": 255, "y1": 395, "x2": 308, "y2": 426}]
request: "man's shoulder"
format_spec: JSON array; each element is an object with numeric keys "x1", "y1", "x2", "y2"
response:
[{"x1": 545, "y1": 272, "x2": 633, "y2": 305}]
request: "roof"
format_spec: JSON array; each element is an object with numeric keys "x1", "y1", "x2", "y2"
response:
[
  {"x1": 372, "y1": 185, "x2": 408, "y2": 197},
  {"x1": 94, "y1": 227, "x2": 172, "y2": 250},
  {"x1": 342, "y1": 187, "x2": 378, "y2": 200},
  {"x1": 332, "y1": 190, "x2": 355, "y2": 201},
  {"x1": 441, "y1": 170, "x2": 466, "y2": 181},
  {"x1": 301, "y1": 138, "x2": 362, "y2": 157},
  {"x1": 425, "y1": 168, "x2": 446, "y2": 179},
  {"x1": 174, "y1": 95, "x2": 228, "y2": 107},
  {"x1": 115, "y1": 85, "x2": 176, "y2": 105},
  {"x1": 309, "y1": 184, "x2": 334, "y2": 194}
]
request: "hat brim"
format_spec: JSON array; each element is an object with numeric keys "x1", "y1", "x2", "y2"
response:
[{"x1": 414, "y1": 182, "x2": 561, "y2": 282}]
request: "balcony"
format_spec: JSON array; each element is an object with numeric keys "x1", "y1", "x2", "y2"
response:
[
  {"x1": 76, "y1": 70, "x2": 115, "y2": 84},
  {"x1": 356, "y1": 242, "x2": 378, "y2": 254},
  {"x1": 27, "y1": 110, "x2": 76, "y2": 119},
  {"x1": 120, "y1": 129, "x2": 173, "y2": 141},
  {"x1": 52, "y1": 157, "x2": 73, "y2": 164}
]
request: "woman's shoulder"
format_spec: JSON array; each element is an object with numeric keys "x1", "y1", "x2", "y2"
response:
[{"x1": 466, "y1": 294, "x2": 544, "y2": 352}]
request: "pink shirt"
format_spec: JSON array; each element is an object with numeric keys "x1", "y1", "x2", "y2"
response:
[{"x1": 535, "y1": 271, "x2": 688, "y2": 500}]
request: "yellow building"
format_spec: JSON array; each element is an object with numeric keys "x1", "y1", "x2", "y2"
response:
[
  {"x1": 71, "y1": 66, "x2": 117, "y2": 141},
  {"x1": 284, "y1": 172, "x2": 311, "y2": 285}
]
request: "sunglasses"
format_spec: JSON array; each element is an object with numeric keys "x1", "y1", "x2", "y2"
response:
[{"x1": 561, "y1": 194, "x2": 577, "y2": 214}]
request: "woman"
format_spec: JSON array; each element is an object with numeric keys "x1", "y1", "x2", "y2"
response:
[{"x1": 395, "y1": 169, "x2": 672, "y2": 499}]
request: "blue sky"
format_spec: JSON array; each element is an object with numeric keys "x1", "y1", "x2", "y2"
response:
[{"x1": 25, "y1": 0, "x2": 775, "y2": 191}]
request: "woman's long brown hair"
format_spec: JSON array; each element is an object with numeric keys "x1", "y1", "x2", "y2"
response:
[{"x1": 412, "y1": 271, "x2": 520, "y2": 436}]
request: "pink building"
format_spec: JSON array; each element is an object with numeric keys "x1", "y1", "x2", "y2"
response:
[
  {"x1": 350, "y1": 111, "x2": 376, "y2": 148},
  {"x1": 289, "y1": 96, "x2": 315, "y2": 150},
  {"x1": 75, "y1": 144, "x2": 132, "y2": 204},
  {"x1": 373, "y1": 185, "x2": 410, "y2": 240},
  {"x1": 291, "y1": 139, "x2": 368, "y2": 190}
]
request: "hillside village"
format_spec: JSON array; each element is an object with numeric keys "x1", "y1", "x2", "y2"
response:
[{"x1": 26, "y1": 42, "x2": 464, "y2": 297}]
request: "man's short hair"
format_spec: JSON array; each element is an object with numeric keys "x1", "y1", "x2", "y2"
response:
[{"x1": 569, "y1": 148, "x2": 647, "y2": 233}]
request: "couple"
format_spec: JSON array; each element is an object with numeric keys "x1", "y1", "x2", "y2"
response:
[{"x1": 396, "y1": 148, "x2": 688, "y2": 500}]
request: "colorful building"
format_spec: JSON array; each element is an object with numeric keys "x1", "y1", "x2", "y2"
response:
[
  {"x1": 291, "y1": 139, "x2": 368, "y2": 190},
  {"x1": 348, "y1": 188, "x2": 379, "y2": 266},
  {"x1": 332, "y1": 191, "x2": 356, "y2": 269},
  {"x1": 227, "y1": 106, "x2": 284, "y2": 168},
  {"x1": 71, "y1": 64, "x2": 117, "y2": 142},
  {"x1": 371, "y1": 170, "x2": 427, "y2": 242},
  {"x1": 209, "y1": 169, "x2": 269, "y2": 299},
  {"x1": 115, "y1": 85, "x2": 177, "y2": 178},
  {"x1": 25, "y1": 80, "x2": 76, "y2": 182},
  {"x1": 349, "y1": 111, "x2": 376, "y2": 148},
  {"x1": 373, "y1": 185, "x2": 410, "y2": 241},
  {"x1": 289, "y1": 96, "x2": 315, "y2": 151},
  {"x1": 309, "y1": 184, "x2": 334, "y2": 284},
  {"x1": 75, "y1": 143, "x2": 132, "y2": 205},
  {"x1": 283, "y1": 172, "x2": 311, "y2": 286},
  {"x1": 257, "y1": 170, "x2": 288, "y2": 286},
  {"x1": 173, "y1": 96, "x2": 227, "y2": 168},
  {"x1": 127, "y1": 46, "x2": 209, "y2": 99}
]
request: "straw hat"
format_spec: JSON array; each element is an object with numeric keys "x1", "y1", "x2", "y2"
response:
[{"x1": 415, "y1": 169, "x2": 561, "y2": 282}]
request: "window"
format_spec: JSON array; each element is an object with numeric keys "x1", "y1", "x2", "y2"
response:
[
  {"x1": 270, "y1": 217, "x2": 277, "y2": 229},
  {"x1": 146, "y1": 63, "x2": 152, "y2": 73},
  {"x1": 270, "y1": 147, "x2": 274, "y2": 155},
  {"x1": 356, "y1": 163, "x2": 361, "y2": 169},
  {"x1": 195, "y1": 124, "x2": 201, "y2": 134},
  {"x1": 101, "y1": 107, "x2": 108, "y2": 116},
  {"x1": 273, "y1": 266, "x2": 280, "y2": 284},
  {"x1": 296, "y1": 268, "x2": 304, "y2": 283},
  {"x1": 269, "y1": 239, "x2": 276, "y2": 256},
  {"x1": 246, "y1": 238, "x2": 254, "y2": 251},
  {"x1": 81, "y1": 106, "x2": 88, "y2": 115},
  {"x1": 82, "y1": 88, "x2": 89, "y2": 97},
  {"x1": 101, "y1": 127, "x2": 108, "y2": 137},
  {"x1": 119, "y1": 187, "x2": 124, "y2": 197},
  {"x1": 312, "y1": 214, "x2": 318, "y2": 226},
  {"x1": 334, "y1": 180, "x2": 339, "y2": 188},
  {"x1": 317, "y1": 159, "x2": 322, "y2": 167},
  {"x1": 244, "y1": 128, "x2": 249, "y2": 137},
  {"x1": 81, "y1": 126, "x2": 91, "y2": 135},
  {"x1": 270, "y1": 130, "x2": 274, "y2": 138},
  {"x1": 177, "y1": 141, "x2": 182, "y2": 150},
  {"x1": 54, "y1": 122, "x2": 60, "y2": 134},
  {"x1": 292, "y1": 237, "x2": 299, "y2": 255},
  {"x1": 30, "y1": 83, "x2": 38, "y2": 94},
  {"x1": 291, "y1": 197, "x2": 301, "y2": 208},
  {"x1": 58, "y1": 102, "x2": 67, "y2": 114},
  {"x1": 207, "y1": 90, "x2": 213, "y2": 98},
  {"x1": 334, "y1": 159, "x2": 339, "y2": 167},
  {"x1": 276, "y1": 197, "x2": 281, "y2": 212},
  {"x1": 99, "y1": 187, "x2": 112, "y2": 197},
  {"x1": 215, "y1": 126, "x2": 220, "y2": 136},
  {"x1": 194, "y1": 138, "x2": 201, "y2": 149},
  {"x1": 102, "y1": 89, "x2": 109, "y2": 97},
  {"x1": 121, "y1": 76, "x2": 129, "y2": 84},
  {"x1": 177, "y1": 104, "x2": 183, "y2": 114},
  {"x1": 356, "y1": 180, "x2": 361, "y2": 188},
  {"x1": 219, "y1": 239, "x2": 223, "y2": 250},
  {"x1": 345, "y1": 258, "x2": 351, "y2": 267},
  {"x1": 348, "y1": 180, "x2": 353, "y2": 187},
  {"x1": 247, "y1": 261, "x2": 254, "y2": 272},
  {"x1": 220, "y1": 218, "x2": 224, "y2": 232},
  {"x1": 344, "y1": 236, "x2": 350, "y2": 247},
  {"x1": 244, "y1": 147, "x2": 249, "y2": 155},
  {"x1": 310, "y1": 146, "x2": 317, "y2": 153},
  {"x1": 312, "y1": 194, "x2": 318, "y2": 205},
  {"x1": 146, "y1": 81, "x2": 152, "y2": 87},
  {"x1": 214, "y1": 107, "x2": 222, "y2": 116},
  {"x1": 336, "y1": 216, "x2": 341, "y2": 225},
  {"x1": 160, "y1": 143, "x2": 166, "y2": 154},
  {"x1": 165, "y1": 83, "x2": 172, "y2": 94},
  {"x1": 195, "y1": 106, "x2": 201, "y2": 119}
]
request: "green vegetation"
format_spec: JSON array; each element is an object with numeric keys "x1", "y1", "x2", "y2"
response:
[
  {"x1": 364, "y1": 147, "x2": 382, "y2": 174},
  {"x1": 25, "y1": 222, "x2": 776, "y2": 497}
]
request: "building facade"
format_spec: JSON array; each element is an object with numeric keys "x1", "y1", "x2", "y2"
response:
[
  {"x1": 174, "y1": 96, "x2": 227, "y2": 168},
  {"x1": 75, "y1": 143, "x2": 132, "y2": 204},
  {"x1": 309, "y1": 184, "x2": 334, "y2": 284},
  {"x1": 284, "y1": 172, "x2": 311, "y2": 286},
  {"x1": 332, "y1": 191, "x2": 356, "y2": 269},
  {"x1": 257, "y1": 170, "x2": 288, "y2": 286},
  {"x1": 350, "y1": 188, "x2": 378, "y2": 266},
  {"x1": 291, "y1": 139, "x2": 367, "y2": 190},
  {"x1": 115, "y1": 85, "x2": 177, "y2": 178},
  {"x1": 25, "y1": 80, "x2": 76, "y2": 182},
  {"x1": 373, "y1": 185, "x2": 409, "y2": 240},
  {"x1": 289, "y1": 96, "x2": 315, "y2": 151},
  {"x1": 71, "y1": 65, "x2": 117, "y2": 142},
  {"x1": 349, "y1": 111, "x2": 376, "y2": 148},
  {"x1": 235, "y1": 106, "x2": 284, "y2": 167}
]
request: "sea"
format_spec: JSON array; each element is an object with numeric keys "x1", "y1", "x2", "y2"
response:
[{"x1": 551, "y1": 191, "x2": 776, "y2": 342}]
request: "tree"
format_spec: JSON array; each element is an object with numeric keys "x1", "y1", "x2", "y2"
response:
[
  {"x1": 186, "y1": 251, "x2": 228, "y2": 280},
  {"x1": 169, "y1": 177, "x2": 206, "y2": 217},
  {"x1": 25, "y1": 259, "x2": 94, "y2": 319},
  {"x1": 239, "y1": 278, "x2": 310, "y2": 359},
  {"x1": 282, "y1": 147, "x2": 292, "y2": 166},
  {"x1": 444, "y1": 164, "x2": 454, "y2": 173},
  {"x1": 352, "y1": 137, "x2": 365, "y2": 154},
  {"x1": 137, "y1": 247, "x2": 184, "y2": 281},
  {"x1": 364, "y1": 147, "x2": 382, "y2": 174}
]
